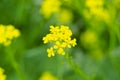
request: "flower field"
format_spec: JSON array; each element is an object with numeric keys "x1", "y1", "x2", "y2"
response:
[{"x1": 0, "y1": 0, "x2": 120, "y2": 80}]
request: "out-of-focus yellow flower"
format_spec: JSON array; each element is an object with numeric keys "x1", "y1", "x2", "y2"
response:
[
  {"x1": 58, "y1": 9, "x2": 73, "y2": 23},
  {"x1": 80, "y1": 30, "x2": 97, "y2": 46},
  {"x1": 0, "y1": 24, "x2": 20, "y2": 46},
  {"x1": 43, "y1": 25, "x2": 77, "y2": 57},
  {"x1": 86, "y1": 0, "x2": 103, "y2": 8},
  {"x1": 91, "y1": 8, "x2": 110, "y2": 22},
  {"x1": 39, "y1": 72, "x2": 57, "y2": 80},
  {"x1": 84, "y1": 0, "x2": 110, "y2": 23},
  {"x1": 80, "y1": 30, "x2": 104, "y2": 60},
  {"x1": 40, "y1": 0, "x2": 61, "y2": 19},
  {"x1": 0, "y1": 68, "x2": 6, "y2": 80}
]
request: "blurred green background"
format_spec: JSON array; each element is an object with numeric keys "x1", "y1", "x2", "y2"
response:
[{"x1": 0, "y1": 0, "x2": 120, "y2": 80}]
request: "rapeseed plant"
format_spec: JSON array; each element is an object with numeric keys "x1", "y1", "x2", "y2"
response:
[
  {"x1": 84, "y1": 0, "x2": 110, "y2": 23},
  {"x1": 43, "y1": 25, "x2": 76, "y2": 57},
  {"x1": 40, "y1": 0, "x2": 61, "y2": 19},
  {"x1": 0, "y1": 24, "x2": 20, "y2": 46}
]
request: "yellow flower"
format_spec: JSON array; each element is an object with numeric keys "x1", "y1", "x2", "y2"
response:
[
  {"x1": 43, "y1": 25, "x2": 77, "y2": 57},
  {"x1": 84, "y1": 0, "x2": 110, "y2": 23},
  {"x1": 47, "y1": 47, "x2": 55, "y2": 57},
  {"x1": 0, "y1": 24, "x2": 20, "y2": 46},
  {"x1": 91, "y1": 8, "x2": 110, "y2": 22},
  {"x1": 39, "y1": 72, "x2": 58, "y2": 80},
  {"x1": 86, "y1": 0, "x2": 103, "y2": 8},
  {"x1": 0, "y1": 68, "x2": 6, "y2": 80},
  {"x1": 58, "y1": 9, "x2": 73, "y2": 23},
  {"x1": 40, "y1": 0, "x2": 61, "y2": 19},
  {"x1": 57, "y1": 48, "x2": 65, "y2": 55}
]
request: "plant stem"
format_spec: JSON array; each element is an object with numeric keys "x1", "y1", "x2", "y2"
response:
[
  {"x1": 5, "y1": 47, "x2": 26, "y2": 80},
  {"x1": 65, "y1": 53, "x2": 91, "y2": 80}
]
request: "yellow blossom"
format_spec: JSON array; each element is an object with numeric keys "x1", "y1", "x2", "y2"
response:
[
  {"x1": 43, "y1": 25, "x2": 77, "y2": 57},
  {"x1": 39, "y1": 72, "x2": 58, "y2": 80},
  {"x1": 91, "y1": 8, "x2": 110, "y2": 22},
  {"x1": 0, "y1": 24, "x2": 20, "y2": 46},
  {"x1": 84, "y1": 0, "x2": 110, "y2": 23},
  {"x1": 47, "y1": 47, "x2": 55, "y2": 57},
  {"x1": 40, "y1": 0, "x2": 61, "y2": 19},
  {"x1": 0, "y1": 68, "x2": 6, "y2": 80},
  {"x1": 86, "y1": 0, "x2": 103, "y2": 8},
  {"x1": 57, "y1": 48, "x2": 65, "y2": 55},
  {"x1": 58, "y1": 9, "x2": 73, "y2": 23}
]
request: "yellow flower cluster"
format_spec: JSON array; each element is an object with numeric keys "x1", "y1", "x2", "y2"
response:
[
  {"x1": 43, "y1": 25, "x2": 77, "y2": 57},
  {"x1": 40, "y1": 0, "x2": 61, "y2": 19},
  {"x1": 0, "y1": 68, "x2": 6, "y2": 80},
  {"x1": 84, "y1": 0, "x2": 110, "y2": 23},
  {"x1": 80, "y1": 30, "x2": 104, "y2": 60},
  {"x1": 40, "y1": 0, "x2": 73, "y2": 23},
  {"x1": 39, "y1": 72, "x2": 57, "y2": 80},
  {"x1": 0, "y1": 24, "x2": 20, "y2": 46}
]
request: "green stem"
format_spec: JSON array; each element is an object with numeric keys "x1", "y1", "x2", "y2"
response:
[
  {"x1": 64, "y1": 53, "x2": 91, "y2": 80},
  {"x1": 5, "y1": 47, "x2": 25, "y2": 80},
  {"x1": 108, "y1": 20, "x2": 120, "y2": 78},
  {"x1": 57, "y1": 56, "x2": 63, "y2": 80}
]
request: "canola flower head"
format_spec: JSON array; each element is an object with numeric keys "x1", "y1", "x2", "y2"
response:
[
  {"x1": 43, "y1": 25, "x2": 77, "y2": 57},
  {"x1": 40, "y1": 0, "x2": 61, "y2": 19},
  {"x1": 39, "y1": 71, "x2": 58, "y2": 80},
  {"x1": 0, "y1": 24, "x2": 20, "y2": 46},
  {"x1": 0, "y1": 68, "x2": 6, "y2": 80}
]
